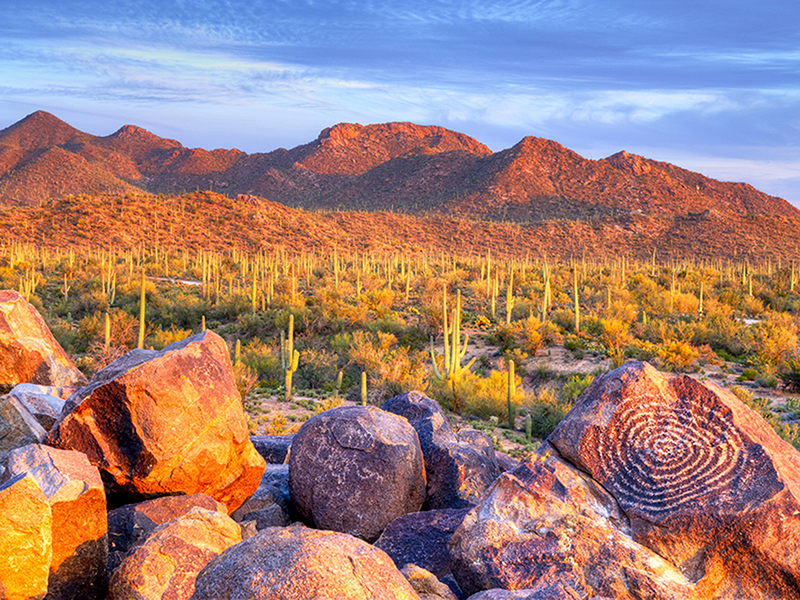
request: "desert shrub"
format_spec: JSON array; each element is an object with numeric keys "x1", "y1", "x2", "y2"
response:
[
  {"x1": 625, "y1": 338, "x2": 661, "y2": 362},
  {"x1": 240, "y1": 339, "x2": 283, "y2": 385},
  {"x1": 314, "y1": 396, "x2": 345, "y2": 414},
  {"x1": 780, "y1": 355, "x2": 800, "y2": 391},
  {"x1": 233, "y1": 361, "x2": 258, "y2": 402},
  {"x1": 672, "y1": 292, "x2": 699, "y2": 314},
  {"x1": 348, "y1": 331, "x2": 429, "y2": 401},
  {"x1": 748, "y1": 312, "x2": 798, "y2": 366},
  {"x1": 601, "y1": 318, "x2": 631, "y2": 368},
  {"x1": 657, "y1": 341, "x2": 700, "y2": 372},
  {"x1": 564, "y1": 334, "x2": 586, "y2": 358},
  {"x1": 77, "y1": 307, "x2": 138, "y2": 352},
  {"x1": 559, "y1": 373, "x2": 595, "y2": 404},
  {"x1": 149, "y1": 325, "x2": 193, "y2": 350},
  {"x1": 297, "y1": 347, "x2": 341, "y2": 390},
  {"x1": 435, "y1": 369, "x2": 522, "y2": 421},
  {"x1": 738, "y1": 368, "x2": 758, "y2": 381},
  {"x1": 525, "y1": 387, "x2": 572, "y2": 439}
]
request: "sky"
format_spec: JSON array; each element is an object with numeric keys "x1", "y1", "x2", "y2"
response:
[{"x1": 1, "y1": 0, "x2": 799, "y2": 204}]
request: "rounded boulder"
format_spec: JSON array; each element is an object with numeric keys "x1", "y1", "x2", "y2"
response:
[
  {"x1": 289, "y1": 405, "x2": 425, "y2": 542},
  {"x1": 191, "y1": 525, "x2": 420, "y2": 600}
]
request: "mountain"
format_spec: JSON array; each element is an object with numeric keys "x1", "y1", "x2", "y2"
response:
[{"x1": 0, "y1": 111, "x2": 796, "y2": 226}]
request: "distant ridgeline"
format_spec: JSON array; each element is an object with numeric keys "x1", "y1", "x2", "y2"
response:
[{"x1": 0, "y1": 111, "x2": 799, "y2": 260}]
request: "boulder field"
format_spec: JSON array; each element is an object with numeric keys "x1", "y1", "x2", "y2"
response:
[{"x1": 1, "y1": 291, "x2": 800, "y2": 599}]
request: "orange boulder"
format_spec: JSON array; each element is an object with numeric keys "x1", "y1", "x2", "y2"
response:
[
  {"x1": 47, "y1": 330, "x2": 265, "y2": 513},
  {"x1": 0, "y1": 290, "x2": 87, "y2": 391}
]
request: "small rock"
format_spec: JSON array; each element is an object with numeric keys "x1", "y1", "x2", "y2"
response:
[
  {"x1": 250, "y1": 433, "x2": 294, "y2": 464},
  {"x1": 401, "y1": 564, "x2": 459, "y2": 600},
  {"x1": 494, "y1": 451, "x2": 521, "y2": 473},
  {"x1": 230, "y1": 464, "x2": 292, "y2": 530},
  {"x1": 0, "y1": 393, "x2": 47, "y2": 464},
  {"x1": 7, "y1": 383, "x2": 71, "y2": 430}
]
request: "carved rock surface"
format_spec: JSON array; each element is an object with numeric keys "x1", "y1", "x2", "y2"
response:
[
  {"x1": 382, "y1": 391, "x2": 500, "y2": 509},
  {"x1": 110, "y1": 506, "x2": 241, "y2": 600},
  {"x1": 0, "y1": 393, "x2": 47, "y2": 463},
  {"x1": 0, "y1": 290, "x2": 87, "y2": 391},
  {"x1": 250, "y1": 433, "x2": 293, "y2": 464},
  {"x1": 7, "y1": 383, "x2": 71, "y2": 430},
  {"x1": 230, "y1": 463, "x2": 291, "y2": 530},
  {"x1": 375, "y1": 508, "x2": 469, "y2": 579},
  {"x1": 548, "y1": 360, "x2": 800, "y2": 599},
  {"x1": 449, "y1": 446, "x2": 694, "y2": 599},
  {"x1": 46, "y1": 330, "x2": 265, "y2": 512},
  {"x1": 289, "y1": 405, "x2": 425, "y2": 542},
  {"x1": 0, "y1": 473, "x2": 52, "y2": 600},
  {"x1": 6, "y1": 444, "x2": 107, "y2": 599},
  {"x1": 107, "y1": 493, "x2": 226, "y2": 572},
  {"x1": 191, "y1": 525, "x2": 421, "y2": 600}
]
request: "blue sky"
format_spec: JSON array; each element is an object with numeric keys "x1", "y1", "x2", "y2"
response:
[{"x1": 1, "y1": 0, "x2": 798, "y2": 203}]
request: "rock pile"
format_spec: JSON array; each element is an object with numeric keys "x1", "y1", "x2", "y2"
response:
[{"x1": 3, "y1": 290, "x2": 800, "y2": 600}]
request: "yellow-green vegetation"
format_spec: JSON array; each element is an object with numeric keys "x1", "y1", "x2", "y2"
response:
[{"x1": 5, "y1": 241, "x2": 800, "y2": 447}]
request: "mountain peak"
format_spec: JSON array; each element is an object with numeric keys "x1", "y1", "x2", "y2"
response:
[
  {"x1": 603, "y1": 150, "x2": 652, "y2": 176},
  {"x1": 300, "y1": 121, "x2": 491, "y2": 175},
  {"x1": 0, "y1": 110, "x2": 85, "y2": 148}
]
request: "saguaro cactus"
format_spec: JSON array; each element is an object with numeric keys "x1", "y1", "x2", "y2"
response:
[
  {"x1": 281, "y1": 314, "x2": 300, "y2": 403},
  {"x1": 430, "y1": 285, "x2": 475, "y2": 411},
  {"x1": 507, "y1": 359, "x2": 515, "y2": 430}
]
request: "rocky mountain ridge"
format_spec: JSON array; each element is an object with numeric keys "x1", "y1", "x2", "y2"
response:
[{"x1": 0, "y1": 111, "x2": 794, "y2": 224}]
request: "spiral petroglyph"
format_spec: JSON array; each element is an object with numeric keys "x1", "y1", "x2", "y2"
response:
[{"x1": 582, "y1": 390, "x2": 750, "y2": 518}]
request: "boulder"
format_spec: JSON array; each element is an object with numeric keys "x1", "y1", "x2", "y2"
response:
[
  {"x1": 466, "y1": 588, "x2": 608, "y2": 600},
  {"x1": 449, "y1": 446, "x2": 694, "y2": 599},
  {"x1": 0, "y1": 473, "x2": 52, "y2": 600},
  {"x1": 548, "y1": 360, "x2": 800, "y2": 599},
  {"x1": 0, "y1": 289, "x2": 87, "y2": 392},
  {"x1": 230, "y1": 464, "x2": 291, "y2": 530},
  {"x1": 289, "y1": 405, "x2": 426, "y2": 542},
  {"x1": 382, "y1": 391, "x2": 500, "y2": 510},
  {"x1": 191, "y1": 525, "x2": 421, "y2": 600},
  {"x1": 401, "y1": 564, "x2": 459, "y2": 600},
  {"x1": 7, "y1": 383, "x2": 71, "y2": 430},
  {"x1": 46, "y1": 330, "x2": 265, "y2": 512},
  {"x1": 110, "y1": 507, "x2": 241, "y2": 600},
  {"x1": 107, "y1": 493, "x2": 227, "y2": 572},
  {"x1": 250, "y1": 433, "x2": 294, "y2": 464},
  {"x1": 6, "y1": 444, "x2": 107, "y2": 599},
  {"x1": 0, "y1": 393, "x2": 47, "y2": 463},
  {"x1": 374, "y1": 508, "x2": 469, "y2": 579}
]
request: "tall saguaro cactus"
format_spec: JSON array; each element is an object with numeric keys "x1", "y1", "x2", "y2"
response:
[
  {"x1": 430, "y1": 285, "x2": 475, "y2": 411},
  {"x1": 281, "y1": 314, "x2": 300, "y2": 403},
  {"x1": 137, "y1": 270, "x2": 146, "y2": 349}
]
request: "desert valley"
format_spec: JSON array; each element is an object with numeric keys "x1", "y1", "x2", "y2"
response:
[{"x1": 2, "y1": 111, "x2": 800, "y2": 599}]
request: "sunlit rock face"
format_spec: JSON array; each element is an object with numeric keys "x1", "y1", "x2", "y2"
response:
[
  {"x1": 46, "y1": 330, "x2": 265, "y2": 513},
  {"x1": 451, "y1": 361, "x2": 800, "y2": 600}
]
